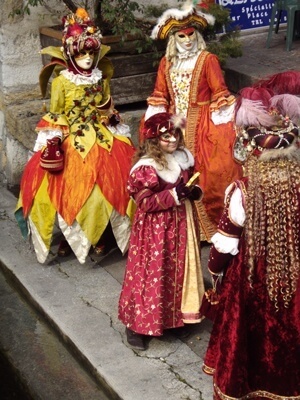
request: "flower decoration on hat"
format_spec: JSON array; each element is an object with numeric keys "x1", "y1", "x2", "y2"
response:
[
  {"x1": 62, "y1": 8, "x2": 102, "y2": 60},
  {"x1": 150, "y1": 0, "x2": 215, "y2": 40}
]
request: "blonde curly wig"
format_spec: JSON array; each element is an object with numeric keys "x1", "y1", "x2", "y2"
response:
[{"x1": 244, "y1": 144, "x2": 300, "y2": 310}]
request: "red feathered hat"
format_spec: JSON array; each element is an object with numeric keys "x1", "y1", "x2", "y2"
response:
[{"x1": 142, "y1": 112, "x2": 185, "y2": 140}]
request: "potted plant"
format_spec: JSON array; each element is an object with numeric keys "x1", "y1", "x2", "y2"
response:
[
  {"x1": 10, "y1": 0, "x2": 163, "y2": 51},
  {"x1": 10, "y1": 0, "x2": 242, "y2": 104}
]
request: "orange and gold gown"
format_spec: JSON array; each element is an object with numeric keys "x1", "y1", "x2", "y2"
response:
[{"x1": 146, "y1": 51, "x2": 243, "y2": 240}]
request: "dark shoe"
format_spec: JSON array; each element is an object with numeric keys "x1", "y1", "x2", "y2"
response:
[
  {"x1": 171, "y1": 326, "x2": 190, "y2": 339},
  {"x1": 93, "y1": 243, "x2": 107, "y2": 256},
  {"x1": 57, "y1": 240, "x2": 72, "y2": 257},
  {"x1": 126, "y1": 328, "x2": 146, "y2": 351}
]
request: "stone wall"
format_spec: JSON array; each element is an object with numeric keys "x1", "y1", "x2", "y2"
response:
[{"x1": 0, "y1": 0, "x2": 62, "y2": 188}]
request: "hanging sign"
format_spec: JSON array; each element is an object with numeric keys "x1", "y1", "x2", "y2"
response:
[{"x1": 216, "y1": 1, "x2": 281, "y2": 31}]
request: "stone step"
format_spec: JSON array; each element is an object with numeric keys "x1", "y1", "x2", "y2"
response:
[{"x1": 0, "y1": 186, "x2": 214, "y2": 400}]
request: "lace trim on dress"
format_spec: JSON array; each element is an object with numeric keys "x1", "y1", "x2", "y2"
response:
[
  {"x1": 177, "y1": 50, "x2": 200, "y2": 59},
  {"x1": 60, "y1": 68, "x2": 102, "y2": 85}
]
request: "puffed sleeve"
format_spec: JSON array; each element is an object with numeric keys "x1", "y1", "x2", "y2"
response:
[
  {"x1": 49, "y1": 76, "x2": 66, "y2": 115},
  {"x1": 204, "y1": 53, "x2": 236, "y2": 125},
  {"x1": 208, "y1": 181, "x2": 246, "y2": 274},
  {"x1": 146, "y1": 57, "x2": 171, "y2": 108},
  {"x1": 38, "y1": 76, "x2": 69, "y2": 128},
  {"x1": 34, "y1": 77, "x2": 68, "y2": 151},
  {"x1": 128, "y1": 165, "x2": 180, "y2": 212},
  {"x1": 205, "y1": 53, "x2": 234, "y2": 106}
]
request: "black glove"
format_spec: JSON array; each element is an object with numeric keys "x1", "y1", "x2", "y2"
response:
[
  {"x1": 175, "y1": 182, "x2": 191, "y2": 200},
  {"x1": 188, "y1": 185, "x2": 203, "y2": 201}
]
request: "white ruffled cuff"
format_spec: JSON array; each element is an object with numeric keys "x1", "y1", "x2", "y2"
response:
[
  {"x1": 211, "y1": 232, "x2": 239, "y2": 255},
  {"x1": 211, "y1": 103, "x2": 235, "y2": 125},
  {"x1": 108, "y1": 123, "x2": 131, "y2": 138}
]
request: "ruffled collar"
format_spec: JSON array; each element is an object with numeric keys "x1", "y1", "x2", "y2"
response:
[
  {"x1": 177, "y1": 49, "x2": 201, "y2": 60},
  {"x1": 60, "y1": 68, "x2": 102, "y2": 85}
]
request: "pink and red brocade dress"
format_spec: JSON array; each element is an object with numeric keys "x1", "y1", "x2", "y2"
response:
[{"x1": 118, "y1": 149, "x2": 205, "y2": 336}]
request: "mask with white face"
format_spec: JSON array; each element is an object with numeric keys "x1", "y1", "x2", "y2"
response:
[
  {"x1": 174, "y1": 29, "x2": 198, "y2": 53},
  {"x1": 74, "y1": 50, "x2": 95, "y2": 70}
]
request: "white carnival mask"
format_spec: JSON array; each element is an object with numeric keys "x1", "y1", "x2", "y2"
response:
[
  {"x1": 175, "y1": 29, "x2": 198, "y2": 53},
  {"x1": 74, "y1": 50, "x2": 95, "y2": 70}
]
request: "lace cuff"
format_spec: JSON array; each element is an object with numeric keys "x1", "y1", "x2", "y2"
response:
[
  {"x1": 33, "y1": 129, "x2": 63, "y2": 152},
  {"x1": 211, "y1": 103, "x2": 235, "y2": 125}
]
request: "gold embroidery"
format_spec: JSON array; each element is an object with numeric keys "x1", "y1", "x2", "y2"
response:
[
  {"x1": 214, "y1": 383, "x2": 300, "y2": 400},
  {"x1": 197, "y1": 100, "x2": 210, "y2": 106},
  {"x1": 155, "y1": 193, "x2": 167, "y2": 209},
  {"x1": 202, "y1": 363, "x2": 215, "y2": 375},
  {"x1": 185, "y1": 51, "x2": 209, "y2": 154},
  {"x1": 217, "y1": 229, "x2": 241, "y2": 238},
  {"x1": 194, "y1": 199, "x2": 216, "y2": 241}
]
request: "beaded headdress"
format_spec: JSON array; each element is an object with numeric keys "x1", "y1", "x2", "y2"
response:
[
  {"x1": 233, "y1": 86, "x2": 299, "y2": 163},
  {"x1": 62, "y1": 8, "x2": 102, "y2": 60}
]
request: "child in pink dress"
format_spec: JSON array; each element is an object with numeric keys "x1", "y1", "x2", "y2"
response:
[{"x1": 118, "y1": 112, "x2": 205, "y2": 350}]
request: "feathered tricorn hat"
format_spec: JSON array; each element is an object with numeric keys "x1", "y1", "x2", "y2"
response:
[
  {"x1": 61, "y1": 7, "x2": 102, "y2": 59},
  {"x1": 150, "y1": 0, "x2": 215, "y2": 40}
]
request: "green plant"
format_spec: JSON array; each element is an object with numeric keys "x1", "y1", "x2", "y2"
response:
[
  {"x1": 10, "y1": 0, "x2": 242, "y2": 65},
  {"x1": 10, "y1": 0, "x2": 150, "y2": 38},
  {"x1": 199, "y1": 1, "x2": 242, "y2": 66},
  {"x1": 10, "y1": 0, "x2": 164, "y2": 54}
]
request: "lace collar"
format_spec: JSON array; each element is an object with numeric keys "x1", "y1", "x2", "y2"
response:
[{"x1": 60, "y1": 68, "x2": 102, "y2": 85}]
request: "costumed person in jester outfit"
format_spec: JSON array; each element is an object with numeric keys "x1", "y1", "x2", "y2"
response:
[
  {"x1": 15, "y1": 7, "x2": 136, "y2": 264},
  {"x1": 202, "y1": 83, "x2": 300, "y2": 399},
  {"x1": 119, "y1": 112, "x2": 205, "y2": 351},
  {"x1": 142, "y1": 0, "x2": 242, "y2": 241}
]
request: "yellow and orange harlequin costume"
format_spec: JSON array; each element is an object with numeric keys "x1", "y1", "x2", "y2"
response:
[{"x1": 15, "y1": 8, "x2": 136, "y2": 263}]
